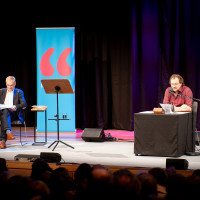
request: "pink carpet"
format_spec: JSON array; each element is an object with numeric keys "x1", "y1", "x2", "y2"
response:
[{"x1": 75, "y1": 129, "x2": 134, "y2": 141}]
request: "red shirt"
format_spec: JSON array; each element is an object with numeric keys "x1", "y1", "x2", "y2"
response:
[{"x1": 163, "y1": 86, "x2": 193, "y2": 108}]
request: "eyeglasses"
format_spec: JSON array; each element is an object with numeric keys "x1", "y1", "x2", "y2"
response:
[{"x1": 171, "y1": 83, "x2": 181, "y2": 86}]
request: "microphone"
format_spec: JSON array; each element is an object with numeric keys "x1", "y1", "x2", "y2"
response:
[{"x1": 169, "y1": 88, "x2": 175, "y2": 94}]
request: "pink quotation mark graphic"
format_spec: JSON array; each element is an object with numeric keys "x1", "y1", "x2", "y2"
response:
[
  {"x1": 40, "y1": 47, "x2": 72, "y2": 77},
  {"x1": 40, "y1": 47, "x2": 55, "y2": 77},
  {"x1": 57, "y1": 47, "x2": 72, "y2": 76}
]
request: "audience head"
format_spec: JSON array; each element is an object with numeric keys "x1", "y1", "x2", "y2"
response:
[
  {"x1": 110, "y1": 168, "x2": 141, "y2": 200},
  {"x1": 74, "y1": 163, "x2": 92, "y2": 186},
  {"x1": 166, "y1": 173, "x2": 187, "y2": 200},
  {"x1": 31, "y1": 158, "x2": 52, "y2": 183},
  {"x1": 137, "y1": 172, "x2": 158, "y2": 199},
  {"x1": 49, "y1": 167, "x2": 76, "y2": 200},
  {"x1": 149, "y1": 167, "x2": 168, "y2": 186},
  {"x1": 85, "y1": 164, "x2": 112, "y2": 200},
  {"x1": 0, "y1": 158, "x2": 8, "y2": 173}
]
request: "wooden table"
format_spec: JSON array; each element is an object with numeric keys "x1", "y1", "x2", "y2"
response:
[{"x1": 31, "y1": 106, "x2": 47, "y2": 145}]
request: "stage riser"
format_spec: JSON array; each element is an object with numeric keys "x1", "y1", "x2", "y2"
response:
[{"x1": 7, "y1": 161, "x2": 194, "y2": 178}]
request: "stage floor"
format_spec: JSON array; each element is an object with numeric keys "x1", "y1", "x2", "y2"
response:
[{"x1": 0, "y1": 128, "x2": 200, "y2": 170}]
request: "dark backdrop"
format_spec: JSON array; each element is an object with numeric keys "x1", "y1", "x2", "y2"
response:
[{"x1": 1, "y1": 0, "x2": 199, "y2": 130}]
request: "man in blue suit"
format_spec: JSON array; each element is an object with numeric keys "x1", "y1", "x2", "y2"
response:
[{"x1": 0, "y1": 76, "x2": 27, "y2": 148}]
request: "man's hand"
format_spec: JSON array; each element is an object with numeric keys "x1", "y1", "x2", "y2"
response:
[
  {"x1": 174, "y1": 104, "x2": 192, "y2": 112},
  {"x1": 9, "y1": 106, "x2": 17, "y2": 111}
]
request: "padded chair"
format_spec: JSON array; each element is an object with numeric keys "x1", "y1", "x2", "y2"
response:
[
  {"x1": 11, "y1": 107, "x2": 27, "y2": 146},
  {"x1": 192, "y1": 101, "x2": 199, "y2": 147}
]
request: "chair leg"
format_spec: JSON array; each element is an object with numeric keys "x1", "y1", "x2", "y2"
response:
[
  {"x1": 20, "y1": 126, "x2": 22, "y2": 145},
  {"x1": 20, "y1": 123, "x2": 28, "y2": 146}
]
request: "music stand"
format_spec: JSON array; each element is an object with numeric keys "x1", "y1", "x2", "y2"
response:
[{"x1": 41, "y1": 79, "x2": 75, "y2": 151}]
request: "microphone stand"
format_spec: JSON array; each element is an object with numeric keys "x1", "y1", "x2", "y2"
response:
[
  {"x1": 176, "y1": 94, "x2": 200, "y2": 156},
  {"x1": 178, "y1": 94, "x2": 200, "y2": 102}
]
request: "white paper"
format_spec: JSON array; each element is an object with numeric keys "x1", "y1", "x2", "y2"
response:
[
  {"x1": 0, "y1": 104, "x2": 12, "y2": 110},
  {"x1": 139, "y1": 111, "x2": 154, "y2": 114},
  {"x1": 32, "y1": 105, "x2": 46, "y2": 108},
  {"x1": 160, "y1": 103, "x2": 173, "y2": 114}
]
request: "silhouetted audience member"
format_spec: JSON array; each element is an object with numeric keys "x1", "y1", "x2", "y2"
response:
[
  {"x1": 165, "y1": 166, "x2": 176, "y2": 176},
  {"x1": 0, "y1": 158, "x2": 8, "y2": 173},
  {"x1": 31, "y1": 158, "x2": 53, "y2": 185},
  {"x1": 192, "y1": 169, "x2": 200, "y2": 177},
  {"x1": 165, "y1": 173, "x2": 187, "y2": 200},
  {"x1": 109, "y1": 168, "x2": 141, "y2": 200},
  {"x1": 149, "y1": 167, "x2": 168, "y2": 199},
  {"x1": 0, "y1": 171, "x2": 14, "y2": 200},
  {"x1": 74, "y1": 163, "x2": 92, "y2": 200},
  {"x1": 185, "y1": 172, "x2": 200, "y2": 200},
  {"x1": 0, "y1": 158, "x2": 14, "y2": 199},
  {"x1": 29, "y1": 179, "x2": 51, "y2": 200},
  {"x1": 137, "y1": 172, "x2": 158, "y2": 200},
  {"x1": 48, "y1": 167, "x2": 76, "y2": 200},
  {"x1": 85, "y1": 164, "x2": 112, "y2": 200},
  {"x1": 5, "y1": 175, "x2": 36, "y2": 200}
]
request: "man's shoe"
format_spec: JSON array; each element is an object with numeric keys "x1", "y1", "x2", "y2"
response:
[
  {"x1": 7, "y1": 133, "x2": 15, "y2": 140},
  {"x1": 0, "y1": 141, "x2": 6, "y2": 149}
]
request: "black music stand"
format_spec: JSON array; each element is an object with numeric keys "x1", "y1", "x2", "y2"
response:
[{"x1": 41, "y1": 79, "x2": 75, "y2": 151}]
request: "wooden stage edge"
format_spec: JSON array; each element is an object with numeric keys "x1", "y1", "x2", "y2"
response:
[{"x1": 7, "y1": 160, "x2": 194, "y2": 179}]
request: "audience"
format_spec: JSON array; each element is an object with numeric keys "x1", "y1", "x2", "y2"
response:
[
  {"x1": 165, "y1": 173, "x2": 187, "y2": 200},
  {"x1": 137, "y1": 172, "x2": 158, "y2": 199},
  {"x1": 48, "y1": 167, "x2": 76, "y2": 200},
  {"x1": 109, "y1": 168, "x2": 141, "y2": 200},
  {"x1": 149, "y1": 168, "x2": 168, "y2": 199},
  {"x1": 0, "y1": 157, "x2": 199, "y2": 200},
  {"x1": 31, "y1": 158, "x2": 53, "y2": 185},
  {"x1": 84, "y1": 164, "x2": 112, "y2": 200},
  {"x1": 74, "y1": 163, "x2": 92, "y2": 200}
]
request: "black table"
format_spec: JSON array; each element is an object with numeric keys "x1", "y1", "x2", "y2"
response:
[{"x1": 134, "y1": 112, "x2": 194, "y2": 157}]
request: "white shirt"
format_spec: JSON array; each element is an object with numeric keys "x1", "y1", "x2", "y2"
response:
[{"x1": 4, "y1": 90, "x2": 14, "y2": 107}]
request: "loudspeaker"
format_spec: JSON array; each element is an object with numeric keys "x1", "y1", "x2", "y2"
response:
[
  {"x1": 40, "y1": 152, "x2": 61, "y2": 163},
  {"x1": 81, "y1": 128, "x2": 105, "y2": 142},
  {"x1": 166, "y1": 158, "x2": 189, "y2": 170}
]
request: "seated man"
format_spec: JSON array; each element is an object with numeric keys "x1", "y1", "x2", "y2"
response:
[
  {"x1": 163, "y1": 74, "x2": 193, "y2": 112},
  {"x1": 0, "y1": 76, "x2": 27, "y2": 149}
]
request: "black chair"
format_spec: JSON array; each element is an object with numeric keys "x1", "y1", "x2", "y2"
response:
[
  {"x1": 0, "y1": 107, "x2": 27, "y2": 146},
  {"x1": 192, "y1": 101, "x2": 199, "y2": 147},
  {"x1": 11, "y1": 107, "x2": 27, "y2": 146}
]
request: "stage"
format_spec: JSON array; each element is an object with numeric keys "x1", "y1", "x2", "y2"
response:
[{"x1": 0, "y1": 128, "x2": 200, "y2": 170}]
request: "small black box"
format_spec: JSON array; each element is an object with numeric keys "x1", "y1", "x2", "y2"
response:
[
  {"x1": 40, "y1": 152, "x2": 61, "y2": 163},
  {"x1": 166, "y1": 158, "x2": 189, "y2": 170}
]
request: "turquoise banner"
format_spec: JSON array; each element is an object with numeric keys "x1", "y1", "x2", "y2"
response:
[{"x1": 36, "y1": 28, "x2": 75, "y2": 132}]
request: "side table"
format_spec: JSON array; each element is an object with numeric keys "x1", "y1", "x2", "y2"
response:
[{"x1": 31, "y1": 106, "x2": 47, "y2": 145}]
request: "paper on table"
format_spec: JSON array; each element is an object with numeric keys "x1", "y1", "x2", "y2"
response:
[
  {"x1": 139, "y1": 111, "x2": 154, "y2": 114},
  {"x1": 160, "y1": 103, "x2": 173, "y2": 114}
]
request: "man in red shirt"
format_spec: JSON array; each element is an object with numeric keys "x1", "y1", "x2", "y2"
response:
[{"x1": 163, "y1": 74, "x2": 193, "y2": 112}]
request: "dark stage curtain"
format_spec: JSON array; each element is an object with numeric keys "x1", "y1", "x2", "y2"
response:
[
  {"x1": 131, "y1": 0, "x2": 200, "y2": 130},
  {"x1": 1, "y1": 0, "x2": 200, "y2": 130},
  {"x1": 76, "y1": 0, "x2": 200, "y2": 130},
  {"x1": 75, "y1": 3, "x2": 133, "y2": 130}
]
